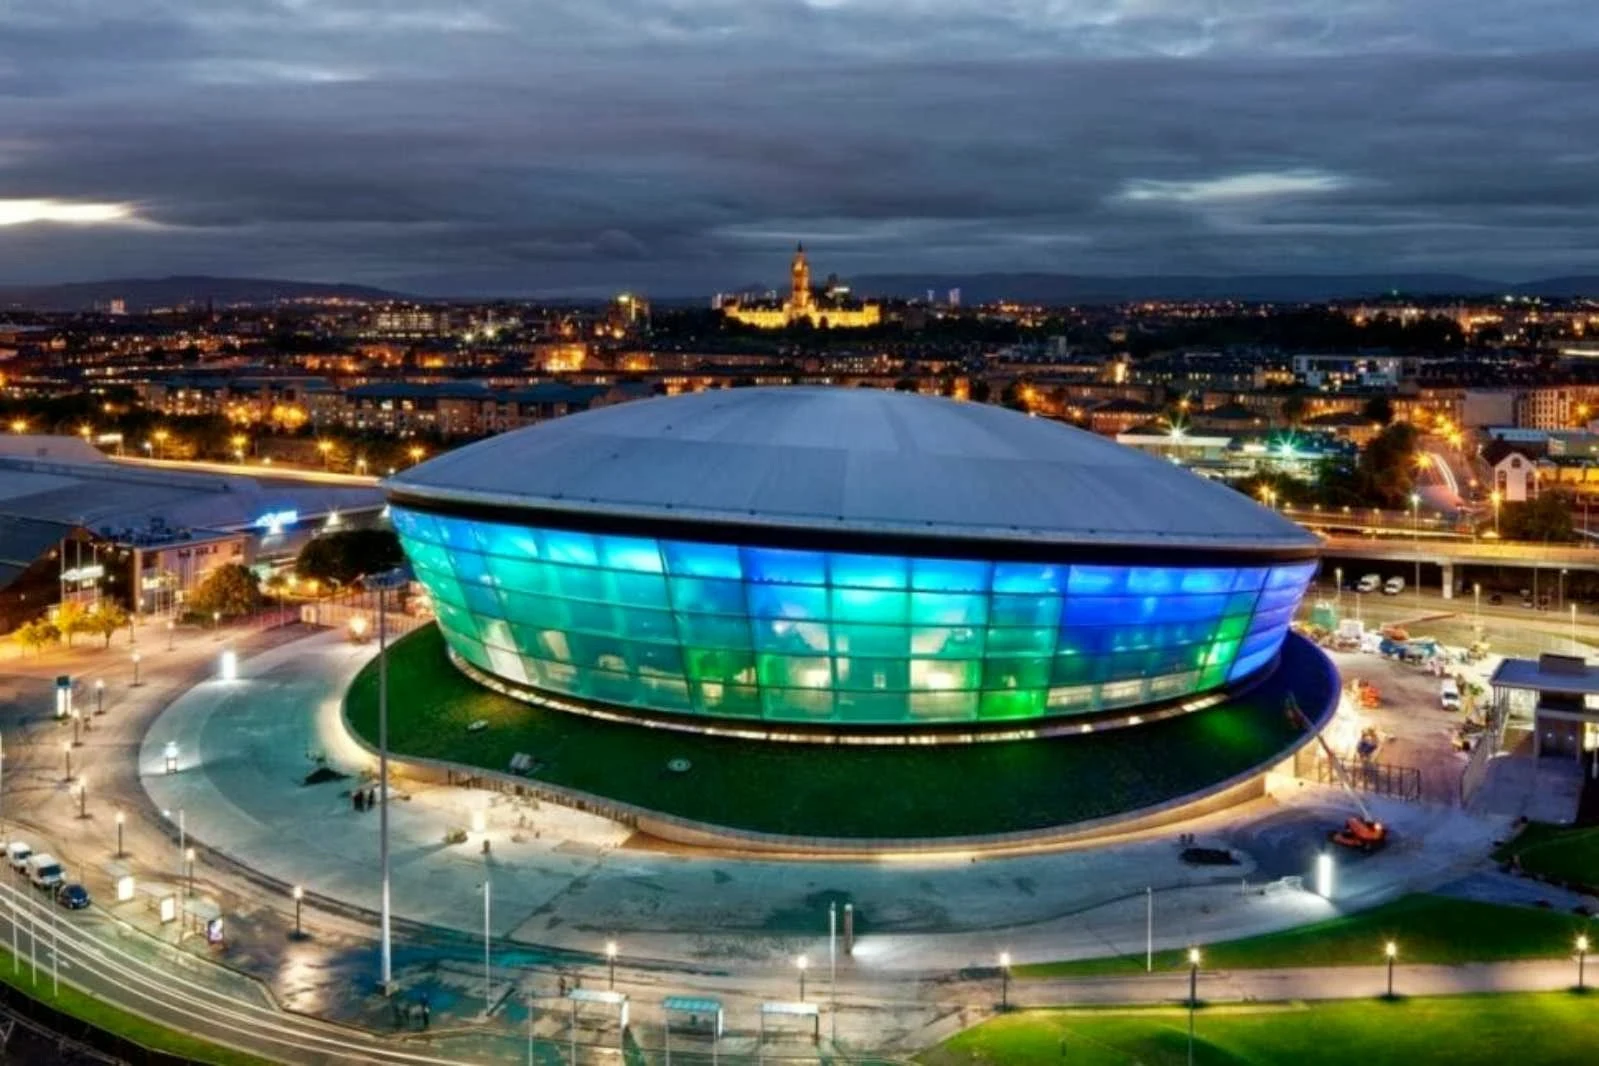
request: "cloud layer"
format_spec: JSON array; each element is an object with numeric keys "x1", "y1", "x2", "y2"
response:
[{"x1": 2, "y1": 1, "x2": 1597, "y2": 294}]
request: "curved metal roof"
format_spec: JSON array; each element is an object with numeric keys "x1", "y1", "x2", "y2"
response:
[{"x1": 386, "y1": 387, "x2": 1319, "y2": 552}]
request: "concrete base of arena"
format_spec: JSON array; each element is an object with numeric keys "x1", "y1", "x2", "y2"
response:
[{"x1": 337, "y1": 627, "x2": 1340, "y2": 857}]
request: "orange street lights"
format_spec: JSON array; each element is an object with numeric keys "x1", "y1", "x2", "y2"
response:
[
  {"x1": 407, "y1": 445, "x2": 425, "y2": 465},
  {"x1": 316, "y1": 439, "x2": 333, "y2": 469}
]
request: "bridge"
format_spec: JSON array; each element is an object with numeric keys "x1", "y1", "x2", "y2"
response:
[{"x1": 1315, "y1": 532, "x2": 1599, "y2": 599}]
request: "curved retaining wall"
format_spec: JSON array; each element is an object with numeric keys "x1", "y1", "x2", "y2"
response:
[{"x1": 336, "y1": 632, "x2": 1340, "y2": 858}]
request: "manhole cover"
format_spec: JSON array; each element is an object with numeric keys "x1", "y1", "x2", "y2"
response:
[{"x1": 667, "y1": 758, "x2": 692, "y2": 773}]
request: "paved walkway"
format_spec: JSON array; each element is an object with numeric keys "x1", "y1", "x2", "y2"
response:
[{"x1": 137, "y1": 630, "x2": 1508, "y2": 977}]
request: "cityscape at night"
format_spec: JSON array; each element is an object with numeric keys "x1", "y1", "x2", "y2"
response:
[{"x1": 3, "y1": 2, "x2": 1599, "y2": 1065}]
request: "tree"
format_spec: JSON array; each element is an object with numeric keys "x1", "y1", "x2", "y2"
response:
[
  {"x1": 54, "y1": 601, "x2": 92, "y2": 648},
  {"x1": 189, "y1": 563, "x2": 263, "y2": 619},
  {"x1": 968, "y1": 379, "x2": 992, "y2": 404},
  {"x1": 1361, "y1": 395, "x2": 1395, "y2": 427},
  {"x1": 295, "y1": 529, "x2": 405, "y2": 588},
  {"x1": 86, "y1": 602, "x2": 130, "y2": 647},
  {"x1": 1502, "y1": 492, "x2": 1577, "y2": 543},
  {"x1": 12, "y1": 618, "x2": 59, "y2": 656},
  {"x1": 1280, "y1": 394, "x2": 1308, "y2": 427},
  {"x1": 1355, "y1": 422, "x2": 1420, "y2": 507}
]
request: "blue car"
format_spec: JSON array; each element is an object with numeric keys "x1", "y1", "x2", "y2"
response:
[{"x1": 55, "y1": 884, "x2": 89, "y2": 910}]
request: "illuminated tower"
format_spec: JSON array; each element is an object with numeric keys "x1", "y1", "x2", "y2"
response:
[{"x1": 789, "y1": 243, "x2": 812, "y2": 315}]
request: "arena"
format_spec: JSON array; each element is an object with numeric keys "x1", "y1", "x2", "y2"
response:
[{"x1": 384, "y1": 387, "x2": 1322, "y2": 738}]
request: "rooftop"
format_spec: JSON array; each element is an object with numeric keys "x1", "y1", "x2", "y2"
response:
[{"x1": 388, "y1": 386, "x2": 1319, "y2": 552}]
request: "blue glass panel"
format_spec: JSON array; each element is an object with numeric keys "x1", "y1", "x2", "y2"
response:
[
  {"x1": 669, "y1": 576, "x2": 748, "y2": 617},
  {"x1": 909, "y1": 591, "x2": 988, "y2": 626},
  {"x1": 830, "y1": 553, "x2": 909, "y2": 589},
  {"x1": 540, "y1": 530, "x2": 598, "y2": 567},
  {"x1": 1228, "y1": 646, "x2": 1278, "y2": 682},
  {"x1": 743, "y1": 547, "x2": 827, "y2": 585},
  {"x1": 612, "y1": 571, "x2": 670, "y2": 609},
  {"x1": 678, "y1": 614, "x2": 753, "y2": 650},
  {"x1": 830, "y1": 587, "x2": 909, "y2": 624},
  {"x1": 662, "y1": 540, "x2": 743, "y2": 579},
  {"x1": 597, "y1": 535, "x2": 663, "y2": 573},
  {"x1": 461, "y1": 583, "x2": 502, "y2": 618},
  {"x1": 990, "y1": 594, "x2": 1061, "y2": 628},
  {"x1": 1066, "y1": 565, "x2": 1125, "y2": 595},
  {"x1": 1232, "y1": 568, "x2": 1270, "y2": 591},
  {"x1": 746, "y1": 583, "x2": 830, "y2": 621},
  {"x1": 911, "y1": 558, "x2": 991, "y2": 592},
  {"x1": 432, "y1": 516, "x2": 480, "y2": 553},
  {"x1": 993, "y1": 562, "x2": 1068, "y2": 594},
  {"x1": 1125, "y1": 568, "x2": 1182, "y2": 595},
  {"x1": 473, "y1": 522, "x2": 541, "y2": 559},
  {"x1": 1268, "y1": 561, "x2": 1318, "y2": 589},
  {"x1": 1179, "y1": 568, "x2": 1238, "y2": 594}
]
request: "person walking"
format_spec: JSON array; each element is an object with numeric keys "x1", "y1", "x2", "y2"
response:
[{"x1": 354, "y1": 789, "x2": 365, "y2": 813}]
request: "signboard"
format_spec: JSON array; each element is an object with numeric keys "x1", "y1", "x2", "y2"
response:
[
  {"x1": 253, "y1": 510, "x2": 298, "y2": 533},
  {"x1": 62, "y1": 565, "x2": 104, "y2": 583}
]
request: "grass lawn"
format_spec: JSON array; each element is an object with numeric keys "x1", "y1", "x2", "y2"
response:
[
  {"x1": 0, "y1": 944, "x2": 278, "y2": 1066},
  {"x1": 1494, "y1": 822, "x2": 1599, "y2": 891},
  {"x1": 346, "y1": 625, "x2": 1336, "y2": 839},
  {"x1": 1015, "y1": 894, "x2": 1592, "y2": 978},
  {"x1": 924, "y1": 992, "x2": 1599, "y2": 1066}
]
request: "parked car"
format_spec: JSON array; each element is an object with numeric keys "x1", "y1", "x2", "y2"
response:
[
  {"x1": 55, "y1": 884, "x2": 89, "y2": 910},
  {"x1": 1440, "y1": 678, "x2": 1462, "y2": 711},
  {"x1": 24, "y1": 853, "x2": 64, "y2": 892},
  {"x1": 1488, "y1": 593, "x2": 1503, "y2": 606},
  {"x1": 1357, "y1": 574, "x2": 1382, "y2": 593},
  {"x1": 1383, "y1": 576, "x2": 1406, "y2": 596},
  {"x1": 6, "y1": 842, "x2": 31, "y2": 873}
]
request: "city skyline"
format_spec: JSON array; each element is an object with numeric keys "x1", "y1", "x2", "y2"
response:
[{"x1": 2, "y1": 1, "x2": 1598, "y2": 294}]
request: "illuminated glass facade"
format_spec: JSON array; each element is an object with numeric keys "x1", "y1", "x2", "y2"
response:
[{"x1": 392, "y1": 504, "x2": 1316, "y2": 726}]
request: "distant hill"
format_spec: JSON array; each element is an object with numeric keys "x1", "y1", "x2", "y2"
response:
[
  {"x1": 0, "y1": 276, "x2": 412, "y2": 311},
  {"x1": 845, "y1": 272, "x2": 1527, "y2": 304}
]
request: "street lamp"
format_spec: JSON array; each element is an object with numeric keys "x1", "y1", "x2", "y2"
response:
[
  {"x1": 115, "y1": 810, "x2": 124, "y2": 857},
  {"x1": 1579, "y1": 935, "x2": 1589, "y2": 991},
  {"x1": 1335, "y1": 566, "x2": 1343, "y2": 611},
  {"x1": 63, "y1": 742, "x2": 72, "y2": 780},
  {"x1": 152, "y1": 428, "x2": 168, "y2": 460},
  {"x1": 76, "y1": 777, "x2": 88, "y2": 820},
  {"x1": 293, "y1": 885, "x2": 304, "y2": 940},
  {"x1": 132, "y1": 651, "x2": 142, "y2": 686},
  {"x1": 364, "y1": 567, "x2": 408, "y2": 996},
  {"x1": 605, "y1": 939, "x2": 618, "y2": 990},
  {"x1": 796, "y1": 954, "x2": 809, "y2": 1002},
  {"x1": 317, "y1": 439, "x2": 333, "y2": 469},
  {"x1": 1561, "y1": 569, "x2": 1569, "y2": 611},
  {"x1": 71, "y1": 708, "x2": 81, "y2": 747},
  {"x1": 1187, "y1": 948, "x2": 1201, "y2": 1066},
  {"x1": 95, "y1": 679, "x2": 104, "y2": 715},
  {"x1": 1385, "y1": 941, "x2": 1397, "y2": 998},
  {"x1": 1474, "y1": 582, "x2": 1482, "y2": 631},
  {"x1": 211, "y1": 611, "x2": 221, "y2": 638},
  {"x1": 408, "y1": 445, "x2": 425, "y2": 465},
  {"x1": 998, "y1": 951, "x2": 1012, "y2": 1011},
  {"x1": 185, "y1": 847, "x2": 196, "y2": 896}
]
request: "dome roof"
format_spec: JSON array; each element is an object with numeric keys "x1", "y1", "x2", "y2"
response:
[{"x1": 386, "y1": 387, "x2": 1318, "y2": 553}]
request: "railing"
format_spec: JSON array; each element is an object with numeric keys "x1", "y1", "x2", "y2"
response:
[{"x1": 1295, "y1": 747, "x2": 1423, "y2": 803}]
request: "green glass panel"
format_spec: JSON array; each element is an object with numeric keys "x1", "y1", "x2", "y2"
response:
[{"x1": 979, "y1": 688, "x2": 1046, "y2": 720}]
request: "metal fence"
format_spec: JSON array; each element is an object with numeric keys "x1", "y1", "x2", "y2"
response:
[{"x1": 1294, "y1": 747, "x2": 1423, "y2": 803}]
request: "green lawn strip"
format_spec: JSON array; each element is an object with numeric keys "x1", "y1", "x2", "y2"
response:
[
  {"x1": 923, "y1": 992, "x2": 1599, "y2": 1066},
  {"x1": 1493, "y1": 821, "x2": 1599, "y2": 889},
  {"x1": 347, "y1": 625, "x2": 1330, "y2": 838},
  {"x1": 0, "y1": 943, "x2": 279, "y2": 1066},
  {"x1": 1014, "y1": 894, "x2": 1590, "y2": 978}
]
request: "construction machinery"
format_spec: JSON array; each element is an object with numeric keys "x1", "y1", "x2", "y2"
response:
[{"x1": 1285, "y1": 694, "x2": 1390, "y2": 853}]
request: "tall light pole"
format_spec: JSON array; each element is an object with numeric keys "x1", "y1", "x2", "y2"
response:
[
  {"x1": 482, "y1": 877, "x2": 493, "y2": 1016},
  {"x1": 796, "y1": 954, "x2": 808, "y2": 1002},
  {"x1": 115, "y1": 810, "x2": 124, "y2": 857},
  {"x1": 1410, "y1": 492, "x2": 1421, "y2": 596},
  {"x1": 95, "y1": 679, "x2": 104, "y2": 716},
  {"x1": 1560, "y1": 569, "x2": 1568, "y2": 611},
  {"x1": 132, "y1": 651, "x2": 141, "y2": 686},
  {"x1": 1474, "y1": 582, "x2": 1482, "y2": 632},
  {"x1": 1187, "y1": 948, "x2": 1201, "y2": 1066},
  {"x1": 76, "y1": 777, "x2": 88, "y2": 820},
  {"x1": 605, "y1": 939, "x2": 618, "y2": 990},
  {"x1": 1335, "y1": 567, "x2": 1343, "y2": 612},
  {"x1": 1579, "y1": 935, "x2": 1589, "y2": 991},
  {"x1": 829, "y1": 902, "x2": 838, "y2": 1046},
  {"x1": 998, "y1": 951, "x2": 1011, "y2": 1011},
  {"x1": 365, "y1": 567, "x2": 407, "y2": 996},
  {"x1": 293, "y1": 885, "x2": 304, "y2": 939},
  {"x1": 1385, "y1": 941, "x2": 1397, "y2": 998}
]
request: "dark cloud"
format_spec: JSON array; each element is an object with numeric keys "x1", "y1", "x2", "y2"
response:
[{"x1": 0, "y1": 1, "x2": 1597, "y2": 293}]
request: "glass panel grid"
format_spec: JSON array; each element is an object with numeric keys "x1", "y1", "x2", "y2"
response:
[{"x1": 395, "y1": 505, "x2": 1313, "y2": 726}]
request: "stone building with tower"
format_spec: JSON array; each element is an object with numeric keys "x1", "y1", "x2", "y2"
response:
[{"x1": 719, "y1": 244, "x2": 882, "y2": 330}]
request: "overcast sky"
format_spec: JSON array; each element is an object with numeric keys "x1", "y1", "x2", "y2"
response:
[{"x1": 2, "y1": 0, "x2": 1597, "y2": 295}]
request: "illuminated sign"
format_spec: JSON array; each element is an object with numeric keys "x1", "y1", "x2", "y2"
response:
[
  {"x1": 253, "y1": 510, "x2": 298, "y2": 533},
  {"x1": 61, "y1": 565, "x2": 104, "y2": 583}
]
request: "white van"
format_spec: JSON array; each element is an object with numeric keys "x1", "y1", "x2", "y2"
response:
[
  {"x1": 6, "y1": 842, "x2": 31, "y2": 873},
  {"x1": 1383, "y1": 576, "x2": 1406, "y2": 596},
  {"x1": 1356, "y1": 574, "x2": 1382, "y2": 593},
  {"x1": 25, "y1": 854, "x2": 63, "y2": 891},
  {"x1": 1440, "y1": 678, "x2": 1462, "y2": 711}
]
